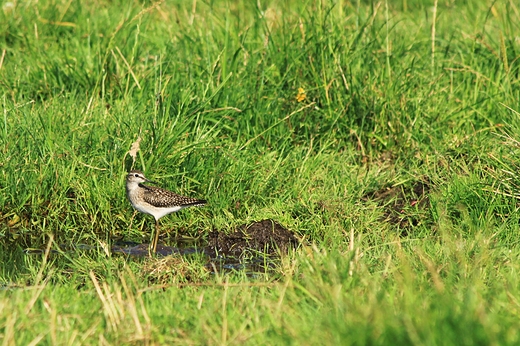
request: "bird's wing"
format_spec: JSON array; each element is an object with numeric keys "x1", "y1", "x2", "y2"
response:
[{"x1": 140, "y1": 184, "x2": 206, "y2": 208}]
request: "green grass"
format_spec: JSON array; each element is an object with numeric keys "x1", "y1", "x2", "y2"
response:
[{"x1": 2, "y1": 0, "x2": 520, "y2": 344}]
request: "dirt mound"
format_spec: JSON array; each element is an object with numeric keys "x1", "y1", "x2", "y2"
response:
[
  {"x1": 109, "y1": 219, "x2": 298, "y2": 259},
  {"x1": 207, "y1": 219, "x2": 298, "y2": 257}
]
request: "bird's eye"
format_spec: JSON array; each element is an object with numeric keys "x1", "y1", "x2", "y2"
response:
[{"x1": 134, "y1": 174, "x2": 139, "y2": 177}]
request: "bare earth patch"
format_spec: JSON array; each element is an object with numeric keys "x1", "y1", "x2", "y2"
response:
[
  {"x1": 111, "y1": 219, "x2": 298, "y2": 259},
  {"x1": 362, "y1": 177, "x2": 432, "y2": 233}
]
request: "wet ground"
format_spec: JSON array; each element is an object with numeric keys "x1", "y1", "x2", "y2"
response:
[
  {"x1": 112, "y1": 219, "x2": 298, "y2": 257},
  {"x1": 19, "y1": 219, "x2": 299, "y2": 275}
]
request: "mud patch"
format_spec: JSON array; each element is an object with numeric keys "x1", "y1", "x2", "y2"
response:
[
  {"x1": 111, "y1": 219, "x2": 298, "y2": 273},
  {"x1": 23, "y1": 220, "x2": 299, "y2": 275},
  {"x1": 363, "y1": 178, "x2": 432, "y2": 232},
  {"x1": 207, "y1": 219, "x2": 298, "y2": 258},
  {"x1": 110, "y1": 220, "x2": 298, "y2": 258}
]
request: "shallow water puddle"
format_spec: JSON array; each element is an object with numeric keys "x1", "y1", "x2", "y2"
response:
[{"x1": 24, "y1": 220, "x2": 298, "y2": 273}]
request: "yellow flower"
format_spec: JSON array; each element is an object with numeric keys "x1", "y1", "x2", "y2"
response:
[{"x1": 296, "y1": 87, "x2": 306, "y2": 102}]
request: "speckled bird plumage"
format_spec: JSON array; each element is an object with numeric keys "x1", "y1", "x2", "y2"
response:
[
  {"x1": 126, "y1": 170, "x2": 207, "y2": 221},
  {"x1": 140, "y1": 184, "x2": 204, "y2": 209},
  {"x1": 126, "y1": 169, "x2": 206, "y2": 253}
]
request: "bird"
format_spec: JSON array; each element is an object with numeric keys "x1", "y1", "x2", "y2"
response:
[{"x1": 125, "y1": 170, "x2": 206, "y2": 254}]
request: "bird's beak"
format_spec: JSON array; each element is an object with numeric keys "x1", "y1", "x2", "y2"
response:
[{"x1": 145, "y1": 177, "x2": 157, "y2": 184}]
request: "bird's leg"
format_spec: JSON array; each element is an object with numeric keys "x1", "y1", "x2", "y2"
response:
[{"x1": 151, "y1": 219, "x2": 160, "y2": 255}]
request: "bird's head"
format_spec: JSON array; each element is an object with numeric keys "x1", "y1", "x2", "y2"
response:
[{"x1": 126, "y1": 170, "x2": 155, "y2": 185}]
